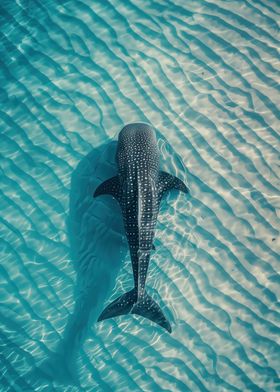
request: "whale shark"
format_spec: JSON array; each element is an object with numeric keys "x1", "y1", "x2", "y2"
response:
[{"x1": 94, "y1": 123, "x2": 188, "y2": 333}]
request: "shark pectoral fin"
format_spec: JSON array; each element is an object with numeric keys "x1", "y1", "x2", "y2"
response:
[
  {"x1": 132, "y1": 294, "x2": 172, "y2": 333},
  {"x1": 98, "y1": 289, "x2": 137, "y2": 322},
  {"x1": 158, "y1": 171, "x2": 189, "y2": 197},
  {"x1": 94, "y1": 175, "x2": 121, "y2": 200},
  {"x1": 152, "y1": 244, "x2": 156, "y2": 251}
]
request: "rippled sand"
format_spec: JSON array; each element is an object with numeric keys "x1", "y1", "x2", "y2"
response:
[{"x1": 1, "y1": 0, "x2": 279, "y2": 391}]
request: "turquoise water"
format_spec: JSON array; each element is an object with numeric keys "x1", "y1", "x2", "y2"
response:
[{"x1": 1, "y1": 0, "x2": 280, "y2": 391}]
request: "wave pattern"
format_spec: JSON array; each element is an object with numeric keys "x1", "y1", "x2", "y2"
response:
[{"x1": 1, "y1": 0, "x2": 279, "y2": 390}]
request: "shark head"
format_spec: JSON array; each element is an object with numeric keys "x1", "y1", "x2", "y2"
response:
[
  {"x1": 118, "y1": 122, "x2": 156, "y2": 143},
  {"x1": 117, "y1": 123, "x2": 159, "y2": 174}
]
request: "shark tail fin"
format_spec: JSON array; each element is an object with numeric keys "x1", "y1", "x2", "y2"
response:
[
  {"x1": 98, "y1": 289, "x2": 137, "y2": 322},
  {"x1": 98, "y1": 289, "x2": 172, "y2": 333},
  {"x1": 132, "y1": 293, "x2": 172, "y2": 333}
]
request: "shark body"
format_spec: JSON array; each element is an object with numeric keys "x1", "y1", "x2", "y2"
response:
[{"x1": 94, "y1": 123, "x2": 188, "y2": 333}]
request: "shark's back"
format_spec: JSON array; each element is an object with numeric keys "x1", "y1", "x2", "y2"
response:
[{"x1": 116, "y1": 123, "x2": 160, "y2": 255}]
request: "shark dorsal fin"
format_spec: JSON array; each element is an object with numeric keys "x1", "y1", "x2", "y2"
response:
[
  {"x1": 158, "y1": 171, "x2": 188, "y2": 198},
  {"x1": 94, "y1": 175, "x2": 121, "y2": 201}
]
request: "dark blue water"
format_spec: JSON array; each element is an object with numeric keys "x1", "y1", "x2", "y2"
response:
[{"x1": 1, "y1": 0, "x2": 280, "y2": 391}]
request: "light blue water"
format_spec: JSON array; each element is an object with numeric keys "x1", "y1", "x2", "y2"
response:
[{"x1": 1, "y1": 0, "x2": 280, "y2": 391}]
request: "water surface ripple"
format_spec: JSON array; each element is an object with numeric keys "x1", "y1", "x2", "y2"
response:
[{"x1": 0, "y1": 0, "x2": 279, "y2": 391}]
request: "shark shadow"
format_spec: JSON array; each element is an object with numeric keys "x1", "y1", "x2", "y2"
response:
[{"x1": 32, "y1": 140, "x2": 127, "y2": 386}]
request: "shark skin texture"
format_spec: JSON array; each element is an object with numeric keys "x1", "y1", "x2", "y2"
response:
[{"x1": 94, "y1": 123, "x2": 188, "y2": 333}]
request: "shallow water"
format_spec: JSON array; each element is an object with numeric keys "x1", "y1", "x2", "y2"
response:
[{"x1": 1, "y1": 0, "x2": 280, "y2": 391}]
